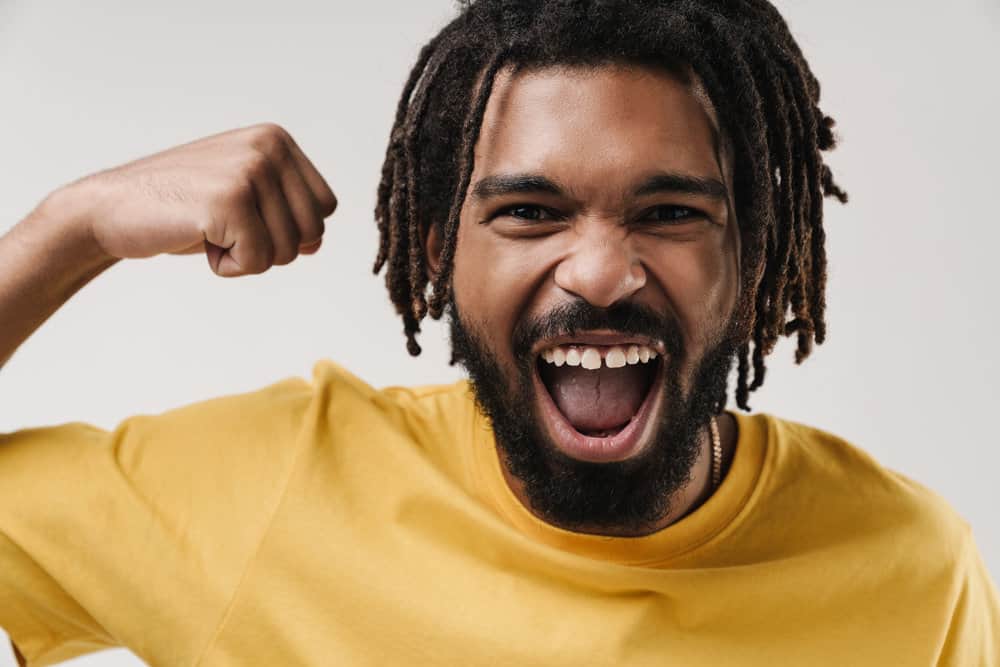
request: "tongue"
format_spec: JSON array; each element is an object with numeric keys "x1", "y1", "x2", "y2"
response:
[{"x1": 543, "y1": 364, "x2": 650, "y2": 432}]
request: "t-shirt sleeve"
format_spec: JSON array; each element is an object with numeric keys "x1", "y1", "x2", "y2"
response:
[
  {"x1": 937, "y1": 525, "x2": 1000, "y2": 666},
  {"x1": 0, "y1": 375, "x2": 315, "y2": 666}
]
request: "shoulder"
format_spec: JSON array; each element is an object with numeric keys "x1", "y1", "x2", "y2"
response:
[
  {"x1": 308, "y1": 358, "x2": 475, "y2": 442},
  {"x1": 750, "y1": 413, "x2": 970, "y2": 560},
  {"x1": 145, "y1": 371, "x2": 316, "y2": 433},
  {"x1": 310, "y1": 358, "x2": 466, "y2": 410},
  {"x1": 0, "y1": 369, "x2": 317, "y2": 478}
]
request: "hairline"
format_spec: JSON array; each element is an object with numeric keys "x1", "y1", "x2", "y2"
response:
[{"x1": 431, "y1": 57, "x2": 736, "y2": 231}]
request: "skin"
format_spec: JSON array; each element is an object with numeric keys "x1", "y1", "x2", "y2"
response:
[{"x1": 428, "y1": 64, "x2": 742, "y2": 535}]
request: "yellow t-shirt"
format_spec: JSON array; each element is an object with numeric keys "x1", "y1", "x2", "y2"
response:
[{"x1": 1, "y1": 359, "x2": 997, "y2": 666}]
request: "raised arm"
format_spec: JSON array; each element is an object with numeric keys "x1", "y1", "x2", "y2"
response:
[{"x1": 0, "y1": 123, "x2": 337, "y2": 370}]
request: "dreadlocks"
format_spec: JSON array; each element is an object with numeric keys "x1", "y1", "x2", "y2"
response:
[{"x1": 373, "y1": 0, "x2": 847, "y2": 411}]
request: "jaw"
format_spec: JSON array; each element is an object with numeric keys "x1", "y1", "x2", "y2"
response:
[{"x1": 531, "y1": 355, "x2": 666, "y2": 464}]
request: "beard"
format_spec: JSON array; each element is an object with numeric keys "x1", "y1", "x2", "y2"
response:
[{"x1": 447, "y1": 297, "x2": 738, "y2": 534}]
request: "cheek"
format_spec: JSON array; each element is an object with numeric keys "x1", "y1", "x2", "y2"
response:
[
  {"x1": 645, "y1": 235, "x2": 739, "y2": 349},
  {"x1": 452, "y1": 223, "x2": 542, "y2": 350}
]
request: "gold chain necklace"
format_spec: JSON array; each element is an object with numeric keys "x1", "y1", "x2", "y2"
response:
[{"x1": 709, "y1": 416, "x2": 722, "y2": 490}]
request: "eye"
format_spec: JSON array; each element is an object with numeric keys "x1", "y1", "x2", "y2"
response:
[
  {"x1": 496, "y1": 204, "x2": 558, "y2": 221},
  {"x1": 640, "y1": 205, "x2": 702, "y2": 224}
]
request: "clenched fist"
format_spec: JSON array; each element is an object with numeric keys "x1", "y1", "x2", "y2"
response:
[{"x1": 56, "y1": 123, "x2": 338, "y2": 277}]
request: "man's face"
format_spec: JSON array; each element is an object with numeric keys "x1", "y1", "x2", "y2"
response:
[{"x1": 437, "y1": 64, "x2": 742, "y2": 533}]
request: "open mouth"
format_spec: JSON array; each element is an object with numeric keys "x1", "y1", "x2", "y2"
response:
[{"x1": 531, "y1": 334, "x2": 666, "y2": 463}]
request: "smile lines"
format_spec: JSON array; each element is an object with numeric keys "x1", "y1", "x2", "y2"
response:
[{"x1": 540, "y1": 344, "x2": 659, "y2": 370}]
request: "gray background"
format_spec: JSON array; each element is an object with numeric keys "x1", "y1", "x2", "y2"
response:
[{"x1": 1, "y1": 1, "x2": 997, "y2": 664}]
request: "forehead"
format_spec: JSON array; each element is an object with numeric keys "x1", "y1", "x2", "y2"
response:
[{"x1": 473, "y1": 63, "x2": 727, "y2": 190}]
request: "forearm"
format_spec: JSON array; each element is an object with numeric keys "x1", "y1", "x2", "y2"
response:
[{"x1": 0, "y1": 189, "x2": 118, "y2": 370}]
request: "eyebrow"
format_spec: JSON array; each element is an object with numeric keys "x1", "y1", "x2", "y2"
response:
[
  {"x1": 471, "y1": 174, "x2": 563, "y2": 199},
  {"x1": 470, "y1": 171, "x2": 728, "y2": 202},
  {"x1": 633, "y1": 172, "x2": 728, "y2": 201}
]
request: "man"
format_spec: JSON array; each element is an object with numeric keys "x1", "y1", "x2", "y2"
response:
[{"x1": 0, "y1": 0, "x2": 997, "y2": 665}]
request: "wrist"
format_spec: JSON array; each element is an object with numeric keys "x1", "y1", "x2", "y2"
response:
[{"x1": 27, "y1": 181, "x2": 119, "y2": 271}]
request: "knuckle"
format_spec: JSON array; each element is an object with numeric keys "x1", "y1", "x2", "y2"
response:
[
  {"x1": 255, "y1": 121, "x2": 289, "y2": 139},
  {"x1": 248, "y1": 123, "x2": 290, "y2": 161},
  {"x1": 242, "y1": 150, "x2": 275, "y2": 183}
]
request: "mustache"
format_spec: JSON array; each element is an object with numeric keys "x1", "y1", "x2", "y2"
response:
[{"x1": 511, "y1": 299, "x2": 684, "y2": 361}]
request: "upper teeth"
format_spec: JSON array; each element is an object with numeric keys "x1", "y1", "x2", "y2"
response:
[{"x1": 540, "y1": 344, "x2": 659, "y2": 369}]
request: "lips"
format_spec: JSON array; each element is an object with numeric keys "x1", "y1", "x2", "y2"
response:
[{"x1": 532, "y1": 337, "x2": 666, "y2": 463}]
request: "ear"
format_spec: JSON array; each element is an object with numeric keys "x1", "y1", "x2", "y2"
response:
[{"x1": 423, "y1": 223, "x2": 444, "y2": 280}]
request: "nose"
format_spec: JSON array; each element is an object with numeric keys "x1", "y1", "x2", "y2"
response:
[{"x1": 553, "y1": 225, "x2": 646, "y2": 308}]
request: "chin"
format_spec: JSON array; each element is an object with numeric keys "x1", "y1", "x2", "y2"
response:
[{"x1": 446, "y1": 299, "x2": 735, "y2": 530}]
